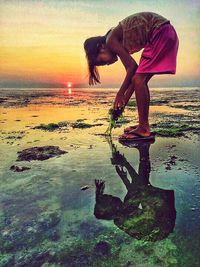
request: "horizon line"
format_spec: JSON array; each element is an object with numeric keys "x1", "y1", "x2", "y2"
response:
[{"x1": 1, "y1": 85, "x2": 200, "y2": 89}]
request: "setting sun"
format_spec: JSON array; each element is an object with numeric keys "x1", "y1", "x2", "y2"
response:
[{"x1": 63, "y1": 82, "x2": 72, "y2": 88}]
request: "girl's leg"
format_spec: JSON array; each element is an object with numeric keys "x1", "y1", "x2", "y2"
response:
[
  {"x1": 123, "y1": 84, "x2": 138, "y2": 132},
  {"x1": 123, "y1": 73, "x2": 154, "y2": 138}
]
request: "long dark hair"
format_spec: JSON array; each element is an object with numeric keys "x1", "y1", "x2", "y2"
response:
[{"x1": 84, "y1": 29, "x2": 112, "y2": 85}]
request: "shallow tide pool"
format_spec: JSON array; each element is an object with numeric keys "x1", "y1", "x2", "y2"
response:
[{"x1": 0, "y1": 88, "x2": 200, "y2": 267}]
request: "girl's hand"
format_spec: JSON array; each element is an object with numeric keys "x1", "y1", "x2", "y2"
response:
[{"x1": 113, "y1": 92, "x2": 126, "y2": 110}]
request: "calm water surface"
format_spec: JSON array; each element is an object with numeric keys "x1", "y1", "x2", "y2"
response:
[{"x1": 0, "y1": 88, "x2": 199, "y2": 267}]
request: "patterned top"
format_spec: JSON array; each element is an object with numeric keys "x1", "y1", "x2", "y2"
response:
[{"x1": 119, "y1": 12, "x2": 170, "y2": 54}]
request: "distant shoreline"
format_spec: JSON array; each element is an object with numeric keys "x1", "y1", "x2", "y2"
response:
[{"x1": 0, "y1": 87, "x2": 200, "y2": 91}]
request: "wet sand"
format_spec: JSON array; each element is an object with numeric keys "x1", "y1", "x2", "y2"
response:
[{"x1": 0, "y1": 87, "x2": 200, "y2": 266}]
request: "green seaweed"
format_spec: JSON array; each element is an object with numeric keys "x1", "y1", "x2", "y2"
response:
[
  {"x1": 150, "y1": 99, "x2": 169, "y2": 106},
  {"x1": 170, "y1": 104, "x2": 199, "y2": 111},
  {"x1": 34, "y1": 121, "x2": 104, "y2": 131},
  {"x1": 104, "y1": 108, "x2": 124, "y2": 136},
  {"x1": 153, "y1": 128, "x2": 184, "y2": 137},
  {"x1": 126, "y1": 100, "x2": 136, "y2": 107},
  {"x1": 116, "y1": 118, "x2": 132, "y2": 125},
  {"x1": 33, "y1": 122, "x2": 68, "y2": 131},
  {"x1": 72, "y1": 122, "x2": 103, "y2": 129},
  {"x1": 127, "y1": 99, "x2": 168, "y2": 108},
  {"x1": 152, "y1": 122, "x2": 200, "y2": 137},
  {"x1": 34, "y1": 123, "x2": 60, "y2": 131}
]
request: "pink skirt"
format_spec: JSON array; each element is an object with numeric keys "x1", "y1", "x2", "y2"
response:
[{"x1": 136, "y1": 23, "x2": 179, "y2": 74}]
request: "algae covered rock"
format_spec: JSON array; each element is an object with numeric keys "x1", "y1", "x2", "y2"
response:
[
  {"x1": 94, "y1": 241, "x2": 111, "y2": 256},
  {"x1": 33, "y1": 121, "x2": 69, "y2": 131},
  {"x1": 0, "y1": 211, "x2": 61, "y2": 254},
  {"x1": 10, "y1": 165, "x2": 31, "y2": 172},
  {"x1": 17, "y1": 146, "x2": 67, "y2": 161}
]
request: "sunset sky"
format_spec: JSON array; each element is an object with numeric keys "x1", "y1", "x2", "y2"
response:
[{"x1": 0, "y1": 0, "x2": 200, "y2": 88}]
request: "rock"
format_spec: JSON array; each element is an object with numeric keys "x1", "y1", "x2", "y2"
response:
[
  {"x1": 16, "y1": 250, "x2": 53, "y2": 267},
  {"x1": 47, "y1": 229, "x2": 60, "y2": 241},
  {"x1": 0, "y1": 255, "x2": 15, "y2": 267},
  {"x1": 81, "y1": 185, "x2": 89, "y2": 191},
  {"x1": 79, "y1": 221, "x2": 106, "y2": 239},
  {"x1": 165, "y1": 164, "x2": 171, "y2": 170},
  {"x1": 33, "y1": 123, "x2": 60, "y2": 131},
  {"x1": 17, "y1": 146, "x2": 67, "y2": 161},
  {"x1": 38, "y1": 212, "x2": 61, "y2": 229},
  {"x1": 10, "y1": 165, "x2": 31, "y2": 172},
  {"x1": 0, "y1": 212, "x2": 61, "y2": 253},
  {"x1": 94, "y1": 241, "x2": 111, "y2": 256},
  {"x1": 138, "y1": 203, "x2": 143, "y2": 209},
  {"x1": 165, "y1": 155, "x2": 178, "y2": 170},
  {"x1": 179, "y1": 158, "x2": 188, "y2": 162}
]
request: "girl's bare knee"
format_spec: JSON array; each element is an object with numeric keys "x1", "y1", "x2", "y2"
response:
[
  {"x1": 131, "y1": 74, "x2": 153, "y2": 88},
  {"x1": 131, "y1": 75, "x2": 146, "y2": 88}
]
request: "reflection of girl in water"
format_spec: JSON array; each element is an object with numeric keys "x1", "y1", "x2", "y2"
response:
[{"x1": 94, "y1": 142, "x2": 176, "y2": 241}]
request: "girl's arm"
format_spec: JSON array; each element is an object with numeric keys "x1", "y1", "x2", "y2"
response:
[
  {"x1": 108, "y1": 40, "x2": 138, "y2": 95},
  {"x1": 112, "y1": 45, "x2": 138, "y2": 108},
  {"x1": 106, "y1": 28, "x2": 138, "y2": 108}
]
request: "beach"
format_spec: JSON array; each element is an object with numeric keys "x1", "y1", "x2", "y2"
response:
[{"x1": 0, "y1": 87, "x2": 200, "y2": 267}]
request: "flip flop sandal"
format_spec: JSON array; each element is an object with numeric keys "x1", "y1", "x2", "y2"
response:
[{"x1": 119, "y1": 132, "x2": 156, "y2": 142}]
